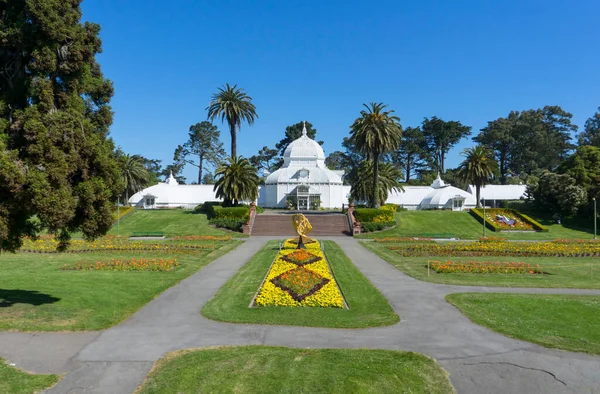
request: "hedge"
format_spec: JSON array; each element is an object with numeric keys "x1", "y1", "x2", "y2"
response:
[
  {"x1": 213, "y1": 206, "x2": 250, "y2": 221},
  {"x1": 360, "y1": 221, "x2": 396, "y2": 233},
  {"x1": 209, "y1": 218, "x2": 246, "y2": 232},
  {"x1": 354, "y1": 208, "x2": 394, "y2": 223},
  {"x1": 470, "y1": 208, "x2": 549, "y2": 232}
]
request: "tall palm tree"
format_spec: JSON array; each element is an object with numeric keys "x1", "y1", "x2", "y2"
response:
[
  {"x1": 120, "y1": 154, "x2": 149, "y2": 201},
  {"x1": 213, "y1": 156, "x2": 259, "y2": 206},
  {"x1": 458, "y1": 146, "x2": 499, "y2": 208},
  {"x1": 350, "y1": 103, "x2": 402, "y2": 208},
  {"x1": 206, "y1": 83, "x2": 258, "y2": 158},
  {"x1": 350, "y1": 160, "x2": 404, "y2": 206}
]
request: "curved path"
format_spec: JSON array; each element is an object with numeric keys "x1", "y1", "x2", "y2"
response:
[{"x1": 1, "y1": 237, "x2": 599, "y2": 394}]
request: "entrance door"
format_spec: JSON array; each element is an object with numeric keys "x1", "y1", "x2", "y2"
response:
[{"x1": 298, "y1": 197, "x2": 308, "y2": 210}]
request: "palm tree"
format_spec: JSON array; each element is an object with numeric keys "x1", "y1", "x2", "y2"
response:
[
  {"x1": 213, "y1": 156, "x2": 260, "y2": 206},
  {"x1": 120, "y1": 154, "x2": 149, "y2": 201},
  {"x1": 206, "y1": 83, "x2": 258, "y2": 158},
  {"x1": 457, "y1": 146, "x2": 499, "y2": 208},
  {"x1": 350, "y1": 160, "x2": 404, "y2": 206},
  {"x1": 350, "y1": 103, "x2": 402, "y2": 208}
]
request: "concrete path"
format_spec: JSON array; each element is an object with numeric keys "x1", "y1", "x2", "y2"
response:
[{"x1": 1, "y1": 236, "x2": 599, "y2": 393}]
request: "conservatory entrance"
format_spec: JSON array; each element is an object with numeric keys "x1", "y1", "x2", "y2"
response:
[{"x1": 289, "y1": 185, "x2": 321, "y2": 211}]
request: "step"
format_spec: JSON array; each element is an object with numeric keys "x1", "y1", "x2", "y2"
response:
[{"x1": 251, "y1": 214, "x2": 350, "y2": 236}]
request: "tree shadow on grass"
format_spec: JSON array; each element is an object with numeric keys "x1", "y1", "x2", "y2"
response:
[{"x1": 0, "y1": 289, "x2": 61, "y2": 308}]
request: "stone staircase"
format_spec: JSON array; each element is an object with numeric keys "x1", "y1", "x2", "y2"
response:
[{"x1": 251, "y1": 213, "x2": 350, "y2": 236}]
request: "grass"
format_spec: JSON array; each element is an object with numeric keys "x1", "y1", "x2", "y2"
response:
[
  {"x1": 107, "y1": 209, "x2": 246, "y2": 238},
  {"x1": 136, "y1": 346, "x2": 454, "y2": 394},
  {"x1": 358, "y1": 211, "x2": 594, "y2": 240},
  {"x1": 201, "y1": 240, "x2": 399, "y2": 328},
  {"x1": 0, "y1": 242, "x2": 240, "y2": 331},
  {"x1": 0, "y1": 358, "x2": 59, "y2": 394},
  {"x1": 364, "y1": 242, "x2": 600, "y2": 289},
  {"x1": 447, "y1": 293, "x2": 600, "y2": 355}
]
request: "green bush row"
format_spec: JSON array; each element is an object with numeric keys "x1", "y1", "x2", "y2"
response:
[
  {"x1": 354, "y1": 208, "x2": 394, "y2": 223},
  {"x1": 209, "y1": 218, "x2": 246, "y2": 232},
  {"x1": 361, "y1": 221, "x2": 396, "y2": 233},
  {"x1": 213, "y1": 206, "x2": 250, "y2": 220},
  {"x1": 469, "y1": 208, "x2": 549, "y2": 232}
]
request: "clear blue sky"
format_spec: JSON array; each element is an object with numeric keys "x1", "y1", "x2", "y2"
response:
[{"x1": 81, "y1": 0, "x2": 600, "y2": 183}]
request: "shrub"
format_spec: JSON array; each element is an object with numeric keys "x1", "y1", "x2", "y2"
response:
[
  {"x1": 360, "y1": 220, "x2": 396, "y2": 233},
  {"x1": 381, "y1": 204, "x2": 399, "y2": 212},
  {"x1": 213, "y1": 206, "x2": 250, "y2": 221},
  {"x1": 198, "y1": 201, "x2": 223, "y2": 215},
  {"x1": 209, "y1": 218, "x2": 246, "y2": 232},
  {"x1": 354, "y1": 208, "x2": 394, "y2": 223}
]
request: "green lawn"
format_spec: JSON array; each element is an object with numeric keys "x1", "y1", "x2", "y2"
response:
[
  {"x1": 107, "y1": 209, "x2": 246, "y2": 237},
  {"x1": 364, "y1": 242, "x2": 600, "y2": 289},
  {"x1": 0, "y1": 358, "x2": 59, "y2": 394},
  {"x1": 447, "y1": 293, "x2": 600, "y2": 354},
  {"x1": 136, "y1": 346, "x2": 454, "y2": 394},
  {"x1": 358, "y1": 211, "x2": 594, "y2": 240},
  {"x1": 202, "y1": 241, "x2": 399, "y2": 328},
  {"x1": 0, "y1": 242, "x2": 240, "y2": 331}
]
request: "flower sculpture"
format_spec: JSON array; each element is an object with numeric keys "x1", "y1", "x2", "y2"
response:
[{"x1": 292, "y1": 213, "x2": 313, "y2": 249}]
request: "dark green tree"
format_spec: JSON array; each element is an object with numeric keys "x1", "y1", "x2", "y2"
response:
[
  {"x1": 214, "y1": 156, "x2": 260, "y2": 206},
  {"x1": 392, "y1": 126, "x2": 429, "y2": 182},
  {"x1": 558, "y1": 145, "x2": 600, "y2": 201},
  {"x1": 139, "y1": 156, "x2": 163, "y2": 185},
  {"x1": 275, "y1": 121, "x2": 323, "y2": 156},
  {"x1": 350, "y1": 161, "x2": 404, "y2": 206},
  {"x1": 206, "y1": 83, "x2": 257, "y2": 158},
  {"x1": 421, "y1": 116, "x2": 472, "y2": 174},
  {"x1": 174, "y1": 121, "x2": 225, "y2": 184},
  {"x1": 249, "y1": 146, "x2": 280, "y2": 175},
  {"x1": 350, "y1": 103, "x2": 402, "y2": 208},
  {"x1": 578, "y1": 107, "x2": 600, "y2": 147},
  {"x1": 457, "y1": 146, "x2": 499, "y2": 208},
  {"x1": 160, "y1": 163, "x2": 186, "y2": 184},
  {"x1": 0, "y1": 0, "x2": 122, "y2": 251},
  {"x1": 474, "y1": 114, "x2": 517, "y2": 184},
  {"x1": 202, "y1": 172, "x2": 216, "y2": 184},
  {"x1": 526, "y1": 171, "x2": 587, "y2": 218}
]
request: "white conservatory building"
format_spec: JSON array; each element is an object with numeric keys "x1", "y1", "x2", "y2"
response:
[{"x1": 257, "y1": 122, "x2": 348, "y2": 209}]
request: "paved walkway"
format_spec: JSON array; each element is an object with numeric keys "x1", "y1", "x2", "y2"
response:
[{"x1": 1, "y1": 237, "x2": 599, "y2": 393}]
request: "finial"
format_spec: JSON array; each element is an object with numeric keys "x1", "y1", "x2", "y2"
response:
[{"x1": 302, "y1": 121, "x2": 307, "y2": 137}]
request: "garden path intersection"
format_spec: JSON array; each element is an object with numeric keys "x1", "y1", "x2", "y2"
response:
[{"x1": 0, "y1": 237, "x2": 599, "y2": 394}]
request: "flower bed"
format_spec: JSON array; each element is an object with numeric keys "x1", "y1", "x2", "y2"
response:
[
  {"x1": 171, "y1": 235, "x2": 232, "y2": 241},
  {"x1": 470, "y1": 208, "x2": 548, "y2": 232},
  {"x1": 282, "y1": 237, "x2": 321, "y2": 250},
  {"x1": 429, "y1": 260, "x2": 543, "y2": 274},
  {"x1": 253, "y1": 239, "x2": 345, "y2": 308},
  {"x1": 61, "y1": 258, "x2": 179, "y2": 271},
  {"x1": 374, "y1": 237, "x2": 434, "y2": 243},
  {"x1": 388, "y1": 241, "x2": 600, "y2": 257},
  {"x1": 20, "y1": 237, "x2": 215, "y2": 254}
]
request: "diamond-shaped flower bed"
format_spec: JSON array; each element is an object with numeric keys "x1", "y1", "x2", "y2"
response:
[
  {"x1": 280, "y1": 249, "x2": 322, "y2": 266},
  {"x1": 271, "y1": 266, "x2": 330, "y2": 302}
]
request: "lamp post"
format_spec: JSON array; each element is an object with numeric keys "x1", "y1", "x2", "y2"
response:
[
  {"x1": 117, "y1": 197, "x2": 120, "y2": 238},
  {"x1": 482, "y1": 198, "x2": 486, "y2": 238},
  {"x1": 594, "y1": 197, "x2": 597, "y2": 240}
]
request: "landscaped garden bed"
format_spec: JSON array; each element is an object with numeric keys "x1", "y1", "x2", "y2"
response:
[
  {"x1": 61, "y1": 258, "x2": 180, "y2": 272},
  {"x1": 386, "y1": 240, "x2": 600, "y2": 257},
  {"x1": 201, "y1": 240, "x2": 399, "y2": 328},
  {"x1": 429, "y1": 260, "x2": 544, "y2": 274},
  {"x1": 470, "y1": 208, "x2": 548, "y2": 232},
  {"x1": 363, "y1": 241, "x2": 600, "y2": 288},
  {"x1": 447, "y1": 293, "x2": 600, "y2": 354},
  {"x1": 136, "y1": 346, "x2": 454, "y2": 394},
  {"x1": 252, "y1": 239, "x2": 345, "y2": 308}
]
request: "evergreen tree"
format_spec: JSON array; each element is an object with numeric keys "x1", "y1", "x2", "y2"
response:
[
  {"x1": 174, "y1": 121, "x2": 225, "y2": 184},
  {"x1": 213, "y1": 156, "x2": 259, "y2": 206},
  {"x1": 0, "y1": 1, "x2": 122, "y2": 251},
  {"x1": 578, "y1": 107, "x2": 600, "y2": 147},
  {"x1": 421, "y1": 116, "x2": 472, "y2": 174}
]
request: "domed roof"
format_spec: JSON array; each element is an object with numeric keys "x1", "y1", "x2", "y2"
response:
[
  {"x1": 283, "y1": 122, "x2": 325, "y2": 161},
  {"x1": 421, "y1": 185, "x2": 476, "y2": 209}
]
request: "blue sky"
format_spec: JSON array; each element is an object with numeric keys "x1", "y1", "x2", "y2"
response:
[{"x1": 81, "y1": 0, "x2": 600, "y2": 183}]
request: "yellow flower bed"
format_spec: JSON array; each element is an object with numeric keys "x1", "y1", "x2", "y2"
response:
[
  {"x1": 254, "y1": 241, "x2": 344, "y2": 308},
  {"x1": 282, "y1": 237, "x2": 321, "y2": 250}
]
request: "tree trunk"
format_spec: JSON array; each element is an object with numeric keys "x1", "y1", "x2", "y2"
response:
[
  {"x1": 373, "y1": 153, "x2": 380, "y2": 208},
  {"x1": 476, "y1": 184, "x2": 481, "y2": 208},
  {"x1": 229, "y1": 122, "x2": 237, "y2": 158},
  {"x1": 198, "y1": 154, "x2": 204, "y2": 184},
  {"x1": 440, "y1": 149, "x2": 445, "y2": 174},
  {"x1": 405, "y1": 155, "x2": 412, "y2": 182},
  {"x1": 499, "y1": 151, "x2": 506, "y2": 184}
]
